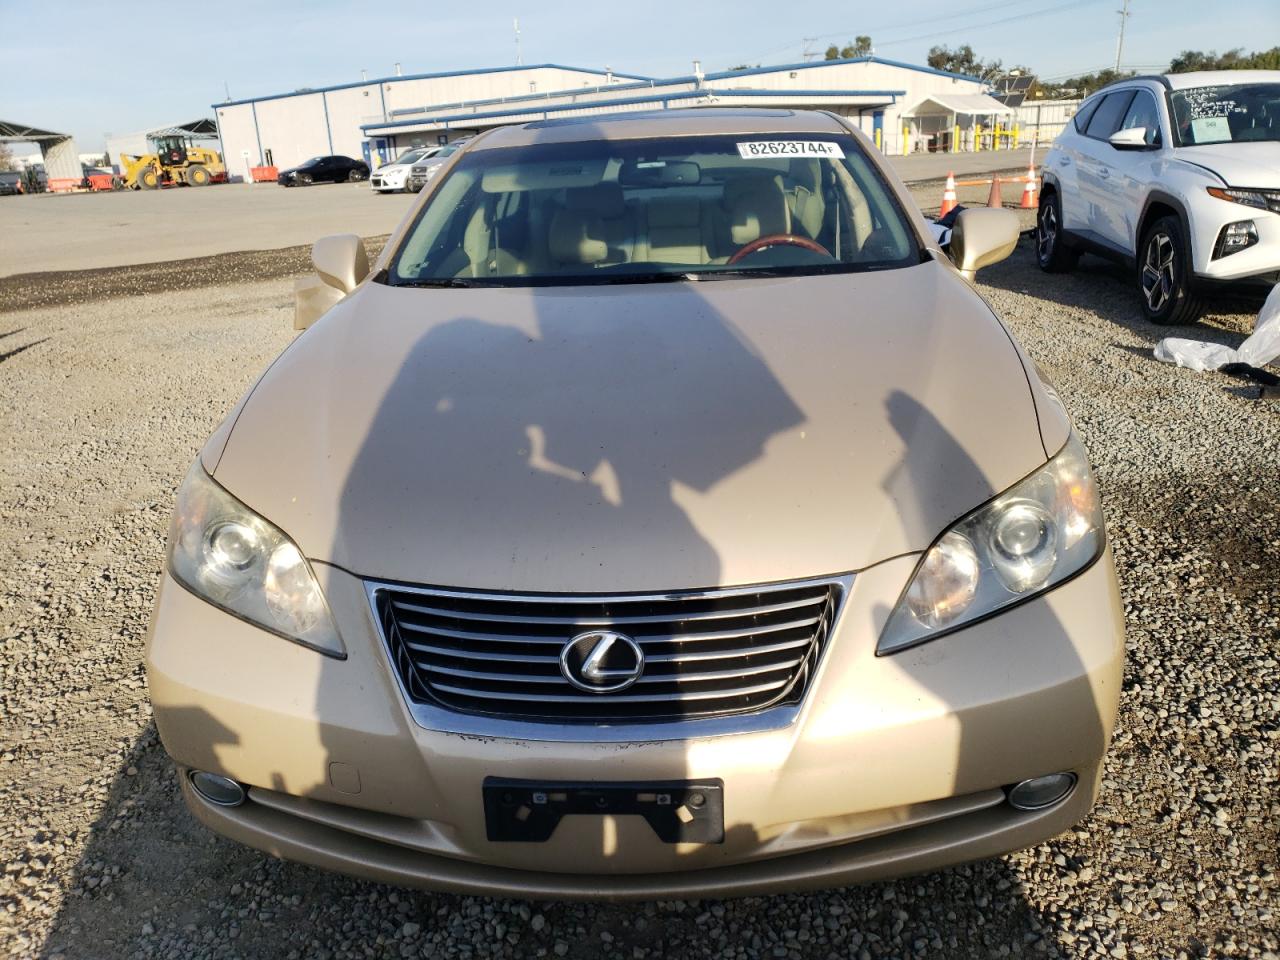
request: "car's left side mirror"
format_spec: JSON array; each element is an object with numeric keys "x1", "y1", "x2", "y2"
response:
[
  {"x1": 948, "y1": 208, "x2": 1020, "y2": 281},
  {"x1": 293, "y1": 234, "x2": 369, "y2": 330},
  {"x1": 1108, "y1": 127, "x2": 1156, "y2": 150}
]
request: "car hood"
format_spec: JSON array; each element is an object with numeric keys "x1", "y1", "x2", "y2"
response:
[
  {"x1": 1174, "y1": 142, "x2": 1280, "y2": 188},
  {"x1": 211, "y1": 261, "x2": 1048, "y2": 592}
]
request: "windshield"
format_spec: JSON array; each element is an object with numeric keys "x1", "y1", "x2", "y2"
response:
[
  {"x1": 387, "y1": 133, "x2": 920, "y2": 286},
  {"x1": 395, "y1": 149, "x2": 429, "y2": 164},
  {"x1": 1171, "y1": 82, "x2": 1280, "y2": 145}
]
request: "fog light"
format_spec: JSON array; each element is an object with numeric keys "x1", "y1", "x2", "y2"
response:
[
  {"x1": 1213, "y1": 220, "x2": 1258, "y2": 259},
  {"x1": 189, "y1": 770, "x2": 246, "y2": 807},
  {"x1": 1007, "y1": 772, "x2": 1077, "y2": 811}
]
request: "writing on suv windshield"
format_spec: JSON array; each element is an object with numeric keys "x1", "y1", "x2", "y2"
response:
[
  {"x1": 387, "y1": 134, "x2": 919, "y2": 286},
  {"x1": 1171, "y1": 83, "x2": 1280, "y2": 145}
]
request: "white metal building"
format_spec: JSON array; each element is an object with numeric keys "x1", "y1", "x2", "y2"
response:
[
  {"x1": 212, "y1": 57, "x2": 1015, "y2": 178},
  {"x1": 212, "y1": 64, "x2": 646, "y2": 180},
  {"x1": 359, "y1": 58, "x2": 1002, "y2": 158}
]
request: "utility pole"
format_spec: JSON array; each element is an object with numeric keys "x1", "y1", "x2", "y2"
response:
[
  {"x1": 514, "y1": 18, "x2": 522, "y2": 66},
  {"x1": 802, "y1": 37, "x2": 818, "y2": 62},
  {"x1": 1113, "y1": 0, "x2": 1131, "y2": 72}
]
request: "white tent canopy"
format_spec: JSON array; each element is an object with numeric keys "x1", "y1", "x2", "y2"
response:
[{"x1": 901, "y1": 93, "x2": 1015, "y2": 118}]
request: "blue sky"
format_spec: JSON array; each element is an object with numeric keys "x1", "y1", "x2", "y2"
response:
[{"x1": 3, "y1": 0, "x2": 1276, "y2": 151}]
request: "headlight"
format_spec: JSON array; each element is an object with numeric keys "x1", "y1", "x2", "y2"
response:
[
  {"x1": 1206, "y1": 187, "x2": 1276, "y2": 212},
  {"x1": 878, "y1": 434, "x2": 1104, "y2": 654},
  {"x1": 167, "y1": 461, "x2": 345, "y2": 657}
]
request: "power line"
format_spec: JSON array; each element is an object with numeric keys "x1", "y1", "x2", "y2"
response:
[{"x1": 873, "y1": 0, "x2": 1108, "y2": 49}]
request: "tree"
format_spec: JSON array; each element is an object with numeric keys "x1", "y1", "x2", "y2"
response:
[
  {"x1": 926, "y1": 44, "x2": 1004, "y2": 81},
  {"x1": 1170, "y1": 46, "x2": 1280, "y2": 72},
  {"x1": 825, "y1": 36, "x2": 873, "y2": 60},
  {"x1": 0, "y1": 142, "x2": 16, "y2": 172}
]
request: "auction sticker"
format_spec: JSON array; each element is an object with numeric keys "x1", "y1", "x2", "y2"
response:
[{"x1": 736, "y1": 141, "x2": 846, "y2": 159}]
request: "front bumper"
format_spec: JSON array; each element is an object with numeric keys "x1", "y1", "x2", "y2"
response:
[
  {"x1": 370, "y1": 171, "x2": 407, "y2": 192},
  {"x1": 1193, "y1": 203, "x2": 1280, "y2": 283},
  {"x1": 147, "y1": 550, "x2": 1125, "y2": 898}
]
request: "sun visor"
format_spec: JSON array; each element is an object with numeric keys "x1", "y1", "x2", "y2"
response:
[{"x1": 482, "y1": 159, "x2": 608, "y2": 192}]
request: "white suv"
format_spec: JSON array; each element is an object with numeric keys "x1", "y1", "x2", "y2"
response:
[{"x1": 1037, "y1": 71, "x2": 1280, "y2": 324}]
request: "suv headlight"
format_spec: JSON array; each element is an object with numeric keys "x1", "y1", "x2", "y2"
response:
[
  {"x1": 166, "y1": 461, "x2": 345, "y2": 657},
  {"x1": 878, "y1": 434, "x2": 1104, "y2": 654}
]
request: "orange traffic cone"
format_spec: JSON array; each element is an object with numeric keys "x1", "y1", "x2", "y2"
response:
[
  {"x1": 1020, "y1": 166, "x2": 1037, "y2": 209},
  {"x1": 940, "y1": 171, "x2": 957, "y2": 217},
  {"x1": 987, "y1": 175, "x2": 1003, "y2": 208}
]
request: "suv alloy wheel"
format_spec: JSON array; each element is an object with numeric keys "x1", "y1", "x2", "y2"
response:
[{"x1": 1138, "y1": 215, "x2": 1203, "y2": 325}]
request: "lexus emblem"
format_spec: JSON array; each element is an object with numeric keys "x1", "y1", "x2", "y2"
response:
[{"x1": 560, "y1": 630, "x2": 644, "y2": 693}]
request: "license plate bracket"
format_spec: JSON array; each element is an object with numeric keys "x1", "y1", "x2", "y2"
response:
[{"x1": 483, "y1": 778, "x2": 725, "y2": 844}]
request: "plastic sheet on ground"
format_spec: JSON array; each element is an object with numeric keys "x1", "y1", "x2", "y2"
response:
[{"x1": 1154, "y1": 284, "x2": 1280, "y2": 372}]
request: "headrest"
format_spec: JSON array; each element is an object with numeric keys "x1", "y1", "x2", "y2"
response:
[
  {"x1": 565, "y1": 183, "x2": 625, "y2": 218},
  {"x1": 647, "y1": 198, "x2": 701, "y2": 228},
  {"x1": 548, "y1": 208, "x2": 608, "y2": 265},
  {"x1": 724, "y1": 175, "x2": 789, "y2": 245}
]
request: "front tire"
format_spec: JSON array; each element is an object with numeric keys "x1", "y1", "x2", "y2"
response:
[
  {"x1": 1138, "y1": 215, "x2": 1203, "y2": 325},
  {"x1": 136, "y1": 167, "x2": 159, "y2": 190},
  {"x1": 1036, "y1": 191, "x2": 1078, "y2": 273},
  {"x1": 185, "y1": 164, "x2": 211, "y2": 187}
]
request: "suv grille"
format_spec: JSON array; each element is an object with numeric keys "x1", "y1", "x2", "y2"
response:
[{"x1": 372, "y1": 579, "x2": 843, "y2": 723}]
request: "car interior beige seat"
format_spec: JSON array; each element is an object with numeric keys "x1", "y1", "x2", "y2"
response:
[
  {"x1": 785, "y1": 160, "x2": 827, "y2": 241},
  {"x1": 444, "y1": 202, "x2": 532, "y2": 278},
  {"x1": 723, "y1": 174, "x2": 791, "y2": 251}
]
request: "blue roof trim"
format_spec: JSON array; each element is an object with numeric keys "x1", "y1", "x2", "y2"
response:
[
  {"x1": 361, "y1": 88, "x2": 904, "y2": 132},
  {"x1": 211, "y1": 63, "x2": 652, "y2": 109},
  {"x1": 705, "y1": 55, "x2": 984, "y2": 85}
]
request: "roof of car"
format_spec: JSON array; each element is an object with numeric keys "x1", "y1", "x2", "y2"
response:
[
  {"x1": 1164, "y1": 70, "x2": 1280, "y2": 89},
  {"x1": 471, "y1": 108, "x2": 849, "y2": 149}
]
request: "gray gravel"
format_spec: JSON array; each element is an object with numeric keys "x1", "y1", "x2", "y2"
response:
[{"x1": 1, "y1": 223, "x2": 1277, "y2": 959}]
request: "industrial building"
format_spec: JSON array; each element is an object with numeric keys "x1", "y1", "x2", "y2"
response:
[{"x1": 212, "y1": 57, "x2": 1020, "y2": 179}]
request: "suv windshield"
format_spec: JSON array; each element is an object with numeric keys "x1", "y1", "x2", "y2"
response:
[
  {"x1": 1171, "y1": 82, "x2": 1280, "y2": 145},
  {"x1": 388, "y1": 134, "x2": 919, "y2": 286}
]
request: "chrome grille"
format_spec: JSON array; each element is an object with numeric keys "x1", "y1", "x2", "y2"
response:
[{"x1": 371, "y1": 579, "x2": 844, "y2": 723}]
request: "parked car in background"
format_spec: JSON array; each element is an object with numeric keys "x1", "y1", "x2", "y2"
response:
[
  {"x1": 277, "y1": 155, "x2": 370, "y2": 187},
  {"x1": 404, "y1": 138, "x2": 471, "y2": 192},
  {"x1": 370, "y1": 146, "x2": 440, "y2": 194},
  {"x1": 148, "y1": 109, "x2": 1124, "y2": 898},
  {"x1": 1037, "y1": 70, "x2": 1280, "y2": 324},
  {"x1": 0, "y1": 171, "x2": 23, "y2": 196}
]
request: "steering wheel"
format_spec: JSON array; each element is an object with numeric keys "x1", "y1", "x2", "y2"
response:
[{"x1": 728, "y1": 233, "x2": 832, "y2": 265}]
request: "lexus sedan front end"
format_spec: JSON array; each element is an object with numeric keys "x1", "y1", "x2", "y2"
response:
[{"x1": 147, "y1": 109, "x2": 1125, "y2": 899}]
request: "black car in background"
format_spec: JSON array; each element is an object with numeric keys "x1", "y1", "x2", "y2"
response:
[
  {"x1": 277, "y1": 155, "x2": 370, "y2": 186},
  {"x1": 0, "y1": 171, "x2": 24, "y2": 196}
]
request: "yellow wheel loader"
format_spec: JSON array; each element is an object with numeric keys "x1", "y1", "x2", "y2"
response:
[{"x1": 121, "y1": 134, "x2": 226, "y2": 190}]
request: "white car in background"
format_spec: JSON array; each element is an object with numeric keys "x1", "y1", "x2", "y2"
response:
[
  {"x1": 1037, "y1": 71, "x2": 1280, "y2": 324},
  {"x1": 370, "y1": 147, "x2": 440, "y2": 194}
]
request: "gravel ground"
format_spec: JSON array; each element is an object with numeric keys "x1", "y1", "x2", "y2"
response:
[{"x1": 1, "y1": 204, "x2": 1277, "y2": 959}]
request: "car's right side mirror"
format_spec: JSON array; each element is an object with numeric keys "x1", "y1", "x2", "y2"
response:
[
  {"x1": 294, "y1": 234, "x2": 370, "y2": 330},
  {"x1": 948, "y1": 208, "x2": 1020, "y2": 281},
  {"x1": 1108, "y1": 127, "x2": 1155, "y2": 150}
]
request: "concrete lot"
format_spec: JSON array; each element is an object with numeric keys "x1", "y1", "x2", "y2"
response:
[
  {"x1": 0, "y1": 183, "x2": 416, "y2": 277},
  {"x1": 0, "y1": 150, "x2": 1035, "y2": 278}
]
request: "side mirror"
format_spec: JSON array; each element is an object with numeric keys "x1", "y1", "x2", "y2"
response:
[
  {"x1": 1108, "y1": 127, "x2": 1154, "y2": 150},
  {"x1": 293, "y1": 234, "x2": 369, "y2": 330},
  {"x1": 948, "y1": 208, "x2": 1020, "y2": 280},
  {"x1": 311, "y1": 233, "x2": 369, "y2": 293}
]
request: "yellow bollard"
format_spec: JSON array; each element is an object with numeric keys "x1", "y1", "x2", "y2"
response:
[
  {"x1": 1013, "y1": 122, "x2": 1020, "y2": 149},
  {"x1": 953, "y1": 124, "x2": 960, "y2": 153},
  {"x1": 976, "y1": 123, "x2": 983, "y2": 151},
  {"x1": 875, "y1": 127, "x2": 882, "y2": 152},
  {"x1": 902, "y1": 125, "x2": 909, "y2": 155}
]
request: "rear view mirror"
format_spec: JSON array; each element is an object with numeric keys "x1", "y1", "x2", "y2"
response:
[
  {"x1": 618, "y1": 160, "x2": 701, "y2": 187},
  {"x1": 294, "y1": 234, "x2": 369, "y2": 330},
  {"x1": 948, "y1": 208, "x2": 1020, "y2": 280},
  {"x1": 1108, "y1": 127, "x2": 1154, "y2": 150}
]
